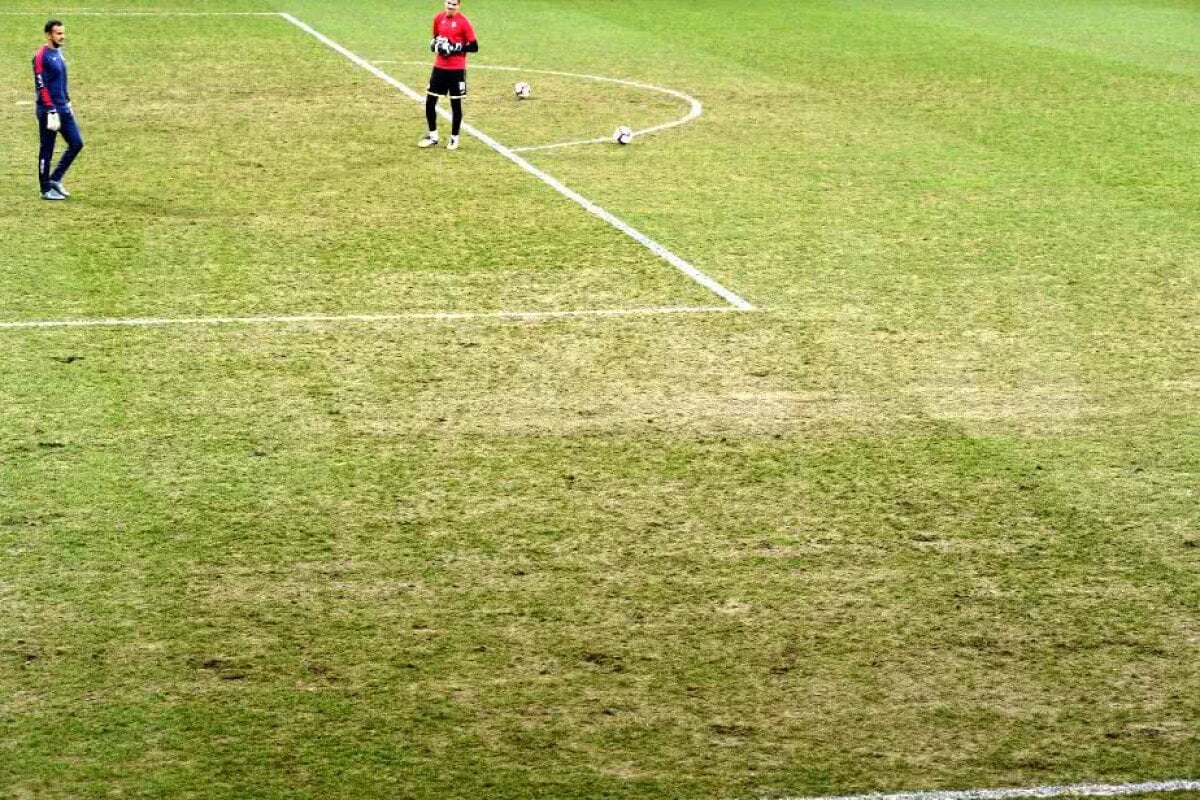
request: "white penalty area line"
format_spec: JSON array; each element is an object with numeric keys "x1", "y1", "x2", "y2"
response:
[
  {"x1": 0, "y1": 306, "x2": 746, "y2": 332},
  {"x1": 772, "y1": 779, "x2": 1200, "y2": 800},
  {"x1": 374, "y1": 60, "x2": 703, "y2": 153},
  {"x1": 279, "y1": 13, "x2": 754, "y2": 312}
]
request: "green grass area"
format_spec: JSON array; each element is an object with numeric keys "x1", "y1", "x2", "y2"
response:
[
  {"x1": 0, "y1": 14, "x2": 715, "y2": 319},
  {"x1": 1, "y1": 1, "x2": 1197, "y2": 799}
]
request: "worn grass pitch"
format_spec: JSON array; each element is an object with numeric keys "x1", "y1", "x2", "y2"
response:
[{"x1": 1, "y1": 1, "x2": 1197, "y2": 799}]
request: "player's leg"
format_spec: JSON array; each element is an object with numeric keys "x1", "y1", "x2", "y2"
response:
[
  {"x1": 36, "y1": 110, "x2": 61, "y2": 199},
  {"x1": 448, "y1": 98, "x2": 463, "y2": 150},
  {"x1": 447, "y1": 72, "x2": 467, "y2": 150},
  {"x1": 419, "y1": 69, "x2": 443, "y2": 147},
  {"x1": 50, "y1": 113, "x2": 83, "y2": 196},
  {"x1": 419, "y1": 93, "x2": 439, "y2": 146}
]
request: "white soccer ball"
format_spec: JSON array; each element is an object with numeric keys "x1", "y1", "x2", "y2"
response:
[
  {"x1": 513, "y1": 81, "x2": 532, "y2": 100},
  {"x1": 612, "y1": 125, "x2": 633, "y2": 145}
]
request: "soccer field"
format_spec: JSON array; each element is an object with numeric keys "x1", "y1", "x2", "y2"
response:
[{"x1": 1, "y1": 1, "x2": 1197, "y2": 799}]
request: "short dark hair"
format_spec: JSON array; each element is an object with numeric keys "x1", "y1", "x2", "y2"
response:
[{"x1": 44, "y1": 20, "x2": 63, "y2": 34}]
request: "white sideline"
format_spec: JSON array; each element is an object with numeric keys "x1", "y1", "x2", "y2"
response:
[
  {"x1": 0, "y1": 306, "x2": 745, "y2": 331},
  {"x1": 772, "y1": 779, "x2": 1200, "y2": 800},
  {"x1": 279, "y1": 13, "x2": 754, "y2": 312},
  {"x1": 373, "y1": 60, "x2": 703, "y2": 153}
]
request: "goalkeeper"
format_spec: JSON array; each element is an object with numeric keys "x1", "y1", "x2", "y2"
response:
[
  {"x1": 32, "y1": 19, "x2": 83, "y2": 201},
  {"x1": 418, "y1": 0, "x2": 478, "y2": 151}
]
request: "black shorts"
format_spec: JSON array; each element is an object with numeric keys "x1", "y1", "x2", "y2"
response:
[{"x1": 428, "y1": 67, "x2": 467, "y2": 98}]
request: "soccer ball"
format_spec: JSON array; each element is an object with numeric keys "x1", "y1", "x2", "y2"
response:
[
  {"x1": 513, "y1": 81, "x2": 531, "y2": 100},
  {"x1": 612, "y1": 125, "x2": 633, "y2": 145}
]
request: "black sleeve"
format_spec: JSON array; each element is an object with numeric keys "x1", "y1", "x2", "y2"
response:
[{"x1": 464, "y1": 40, "x2": 478, "y2": 53}]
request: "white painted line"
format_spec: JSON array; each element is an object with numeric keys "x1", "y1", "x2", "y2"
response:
[
  {"x1": 0, "y1": 10, "x2": 279, "y2": 15},
  {"x1": 772, "y1": 779, "x2": 1200, "y2": 800},
  {"x1": 280, "y1": 13, "x2": 753, "y2": 312},
  {"x1": 0, "y1": 306, "x2": 747, "y2": 332},
  {"x1": 373, "y1": 60, "x2": 702, "y2": 152}
]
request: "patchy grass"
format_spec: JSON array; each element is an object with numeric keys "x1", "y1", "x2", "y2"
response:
[{"x1": 1, "y1": 1, "x2": 1197, "y2": 799}]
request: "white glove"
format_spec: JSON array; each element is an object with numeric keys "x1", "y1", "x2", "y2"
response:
[
  {"x1": 46, "y1": 110, "x2": 60, "y2": 132},
  {"x1": 437, "y1": 39, "x2": 455, "y2": 57},
  {"x1": 431, "y1": 35, "x2": 449, "y2": 54}
]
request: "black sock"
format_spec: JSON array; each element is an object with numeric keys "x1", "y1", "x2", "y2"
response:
[
  {"x1": 426, "y1": 95, "x2": 438, "y2": 133},
  {"x1": 451, "y1": 98, "x2": 463, "y2": 136}
]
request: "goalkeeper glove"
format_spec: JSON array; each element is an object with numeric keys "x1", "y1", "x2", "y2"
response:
[
  {"x1": 437, "y1": 39, "x2": 458, "y2": 57},
  {"x1": 46, "y1": 110, "x2": 60, "y2": 132}
]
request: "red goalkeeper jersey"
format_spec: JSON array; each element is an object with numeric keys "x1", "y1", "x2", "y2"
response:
[{"x1": 432, "y1": 12, "x2": 476, "y2": 70}]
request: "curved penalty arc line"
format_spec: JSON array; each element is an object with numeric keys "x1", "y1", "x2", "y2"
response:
[{"x1": 380, "y1": 60, "x2": 701, "y2": 152}]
